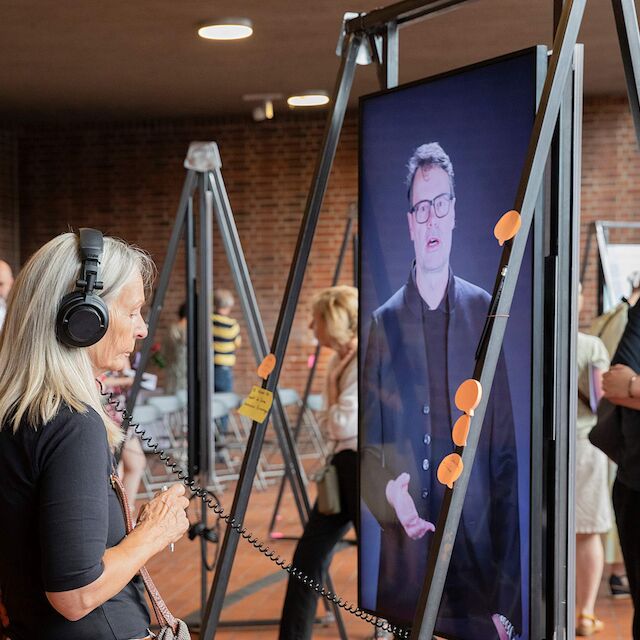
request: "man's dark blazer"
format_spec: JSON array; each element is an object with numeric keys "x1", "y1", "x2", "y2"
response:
[{"x1": 361, "y1": 271, "x2": 522, "y2": 637}]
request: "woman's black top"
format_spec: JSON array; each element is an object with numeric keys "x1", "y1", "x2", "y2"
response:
[
  {"x1": 612, "y1": 300, "x2": 640, "y2": 490},
  {"x1": 0, "y1": 404, "x2": 150, "y2": 639}
]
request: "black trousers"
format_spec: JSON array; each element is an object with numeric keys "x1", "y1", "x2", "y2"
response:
[
  {"x1": 279, "y1": 449, "x2": 358, "y2": 640},
  {"x1": 613, "y1": 479, "x2": 640, "y2": 639}
]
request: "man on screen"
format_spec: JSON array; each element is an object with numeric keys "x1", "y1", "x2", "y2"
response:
[{"x1": 361, "y1": 143, "x2": 521, "y2": 639}]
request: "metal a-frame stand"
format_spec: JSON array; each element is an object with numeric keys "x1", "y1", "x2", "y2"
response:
[
  {"x1": 580, "y1": 0, "x2": 640, "y2": 311},
  {"x1": 205, "y1": 150, "x2": 347, "y2": 636},
  {"x1": 125, "y1": 158, "x2": 214, "y2": 623},
  {"x1": 126, "y1": 142, "x2": 348, "y2": 636},
  {"x1": 580, "y1": 220, "x2": 640, "y2": 311},
  {"x1": 268, "y1": 203, "x2": 357, "y2": 539},
  {"x1": 200, "y1": 32, "x2": 364, "y2": 640},
  {"x1": 200, "y1": 1, "x2": 640, "y2": 639}
]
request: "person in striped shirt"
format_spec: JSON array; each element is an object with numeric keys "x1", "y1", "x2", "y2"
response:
[{"x1": 213, "y1": 289, "x2": 241, "y2": 434}]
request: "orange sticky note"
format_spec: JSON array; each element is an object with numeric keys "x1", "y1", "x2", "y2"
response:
[
  {"x1": 257, "y1": 353, "x2": 276, "y2": 379},
  {"x1": 437, "y1": 453, "x2": 464, "y2": 489},
  {"x1": 454, "y1": 379, "x2": 482, "y2": 415},
  {"x1": 494, "y1": 210, "x2": 522, "y2": 246},
  {"x1": 238, "y1": 385, "x2": 274, "y2": 423},
  {"x1": 452, "y1": 414, "x2": 471, "y2": 447}
]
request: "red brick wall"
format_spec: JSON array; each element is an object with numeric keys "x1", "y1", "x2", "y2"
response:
[
  {"x1": 581, "y1": 96, "x2": 640, "y2": 327},
  {"x1": 8, "y1": 96, "x2": 640, "y2": 394},
  {"x1": 0, "y1": 131, "x2": 19, "y2": 269},
  {"x1": 17, "y1": 114, "x2": 357, "y2": 395}
]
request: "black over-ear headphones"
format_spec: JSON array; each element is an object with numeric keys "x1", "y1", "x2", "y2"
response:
[{"x1": 56, "y1": 228, "x2": 109, "y2": 348}]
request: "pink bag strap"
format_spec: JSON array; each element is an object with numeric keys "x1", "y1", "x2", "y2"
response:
[{"x1": 110, "y1": 474, "x2": 178, "y2": 634}]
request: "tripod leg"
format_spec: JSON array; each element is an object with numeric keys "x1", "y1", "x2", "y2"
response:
[
  {"x1": 612, "y1": 0, "x2": 640, "y2": 148},
  {"x1": 268, "y1": 214, "x2": 354, "y2": 533},
  {"x1": 268, "y1": 463, "x2": 289, "y2": 534},
  {"x1": 125, "y1": 170, "x2": 197, "y2": 417},
  {"x1": 208, "y1": 168, "x2": 309, "y2": 522}
]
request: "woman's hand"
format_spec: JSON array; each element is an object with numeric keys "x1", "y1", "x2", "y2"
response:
[
  {"x1": 47, "y1": 484, "x2": 189, "y2": 623},
  {"x1": 136, "y1": 483, "x2": 189, "y2": 554},
  {"x1": 603, "y1": 364, "x2": 638, "y2": 398}
]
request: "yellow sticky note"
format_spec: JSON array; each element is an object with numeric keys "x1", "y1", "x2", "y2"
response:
[{"x1": 238, "y1": 385, "x2": 274, "y2": 423}]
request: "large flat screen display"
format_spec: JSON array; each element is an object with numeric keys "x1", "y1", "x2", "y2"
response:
[{"x1": 358, "y1": 48, "x2": 544, "y2": 640}]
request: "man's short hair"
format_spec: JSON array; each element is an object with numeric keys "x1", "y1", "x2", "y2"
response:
[
  {"x1": 406, "y1": 142, "x2": 455, "y2": 201},
  {"x1": 214, "y1": 288, "x2": 234, "y2": 311}
]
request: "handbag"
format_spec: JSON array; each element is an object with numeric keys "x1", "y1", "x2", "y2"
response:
[
  {"x1": 313, "y1": 460, "x2": 341, "y2": 516},
  {"x1": 588, "y1": 398, "x2": 624, "y2": 465},
  {"x1": 111, "y1": 474, "x2": 191, "y2": 640}
]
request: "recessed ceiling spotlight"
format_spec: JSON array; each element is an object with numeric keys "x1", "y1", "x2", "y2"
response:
[
  {"x1": 242, "y1": 93, "x2": 283, "y2": 121},
  {"x1": 198, "y1": 17, "x2": 253, "y2": 41},
  {"x1": 287, "y1": 91, "x2": 330, "y2": 108}
]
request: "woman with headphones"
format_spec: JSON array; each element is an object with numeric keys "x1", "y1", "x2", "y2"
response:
[{"x1": 0, "y1": 230, "x2": 189, "y2": 639}]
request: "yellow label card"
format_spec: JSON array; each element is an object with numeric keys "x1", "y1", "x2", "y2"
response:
[{"x1": 238, "y1": 385, "x2": 274, "y2": 423}]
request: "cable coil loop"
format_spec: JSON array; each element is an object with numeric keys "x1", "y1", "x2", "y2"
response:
[{"x1": 100, "y1": 384, "x2": 409, "y2": 638}]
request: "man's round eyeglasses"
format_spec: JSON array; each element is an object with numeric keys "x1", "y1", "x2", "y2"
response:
[{"x1": 409, "y1": 193, "x2": 454, "y2": 223}]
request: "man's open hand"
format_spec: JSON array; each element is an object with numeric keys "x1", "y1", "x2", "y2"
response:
[{"x1": 385, "y1": 472, "x2": 435, "y2": 540}]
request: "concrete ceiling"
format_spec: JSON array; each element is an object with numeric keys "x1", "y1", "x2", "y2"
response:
[{"x1": 0, "y1": 0, "x2": 636, "y2": 123}]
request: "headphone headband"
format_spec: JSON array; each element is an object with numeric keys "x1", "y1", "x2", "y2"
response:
[
  {"x1": 77, "y1": 228, "x2": 104, "y2": 296},
  {"x1": 56, "y1": 229, "x2": 109, "y2": 348}
]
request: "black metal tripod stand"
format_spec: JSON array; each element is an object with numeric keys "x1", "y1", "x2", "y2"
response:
[
  {"x1": 126, "y1": 142, "x2": 348, "y2": 636},
  {"x1": 268, "y1": 205, "x2": 357, "y2": 540}
]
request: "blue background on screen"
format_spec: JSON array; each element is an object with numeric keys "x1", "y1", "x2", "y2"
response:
[{"x1": 358, "y1": 49, "x2": 538, "y2": 639}]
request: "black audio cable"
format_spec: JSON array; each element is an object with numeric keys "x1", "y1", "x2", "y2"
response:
[{"x1": 99, "y1": 383, "x2": 409, "y2": 638}]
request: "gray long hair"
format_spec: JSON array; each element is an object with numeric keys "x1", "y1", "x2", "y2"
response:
[{"x1": 0, "y1": 232, "x2": 154, "y2": 448}]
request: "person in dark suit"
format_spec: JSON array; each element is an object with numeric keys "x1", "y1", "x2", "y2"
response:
[
  {"x1": 602, "y1": 296, "x2": 640, "y2": 640},
  {"x1": 361, "y1": 142, "x2": 521, "y2": 640}
]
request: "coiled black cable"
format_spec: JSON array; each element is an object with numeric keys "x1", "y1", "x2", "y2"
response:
[{"x1": 101, "y1": 384, "x2": 409, "y2": 638}]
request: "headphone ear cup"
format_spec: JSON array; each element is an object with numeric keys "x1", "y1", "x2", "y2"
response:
[{"x1": 56, "y1": 292, "x2": 109, "y2": 348}]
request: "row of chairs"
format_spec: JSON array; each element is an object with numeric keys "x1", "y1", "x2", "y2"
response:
[{"x1": 130, "y1": 387, "x2": 328, "y2": 499}]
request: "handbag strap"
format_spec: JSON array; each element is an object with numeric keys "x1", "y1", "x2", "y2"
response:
[
  {"x1": 110, "y1": 473, "x2": 178, "y2": 633},
  {"x1": 578, "y1": 388, "x2": 593, "y2": 411}
]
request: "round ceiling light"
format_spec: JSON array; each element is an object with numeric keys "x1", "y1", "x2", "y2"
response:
[
  {"x1": 198, "y1": 18, "x2": 253, "y2": 41},
  {"x1": 287, "y1": 91, "x2": 330, "y2": 108}
]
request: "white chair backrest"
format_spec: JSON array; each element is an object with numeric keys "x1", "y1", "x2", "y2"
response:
[
  {"x1": 211, "y1": 399, "x2": 229, "y2": 420},
  {"x1": 130, "y1": 404, "x2": 162, "y2": 425},
  {"x1": 277, "y1": 388, "x2": 300, "y2": 407},
  {"x1": 147, "y1": 395, "x2": 183, "y2": 414},
  {"x1": 306, "y1": 393, "x2": 324, "y2": 412},
  {"x1": 213, "y1": 392, "x2": 241, "y2": 410}
]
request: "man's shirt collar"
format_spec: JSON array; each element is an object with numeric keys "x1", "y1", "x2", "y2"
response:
[{"x1": 405, "y1": 262, "x2": 455, "y2": 317}]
